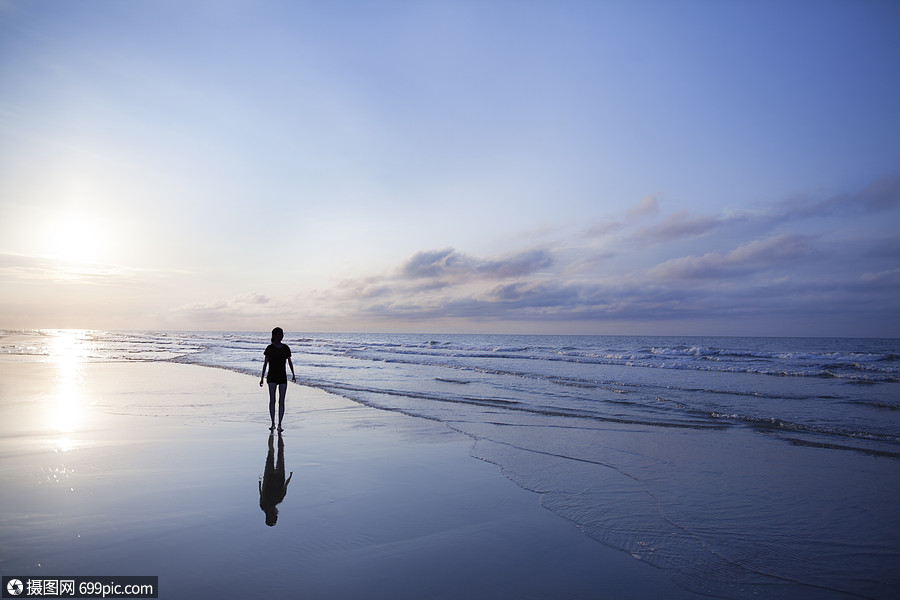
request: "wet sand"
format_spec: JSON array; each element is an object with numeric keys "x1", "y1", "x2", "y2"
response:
[{"x1": 0, "y1": 358, "x2": 705, "y2": 599}]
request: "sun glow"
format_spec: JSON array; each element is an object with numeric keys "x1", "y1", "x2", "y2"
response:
[{"x1": 43, "y1": 214, "x2": 112, "y2": 264}]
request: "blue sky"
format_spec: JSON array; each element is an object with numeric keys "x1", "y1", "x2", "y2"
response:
[{"x1": 1, "y1": 0, "x2": 898, "y2": 335}]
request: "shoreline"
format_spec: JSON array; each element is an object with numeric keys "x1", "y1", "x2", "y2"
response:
[{"x1": 0, "y1": 357, "x2": 705, "y2": 599}]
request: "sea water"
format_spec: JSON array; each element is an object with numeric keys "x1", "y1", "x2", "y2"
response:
[{"x1": 4, "y1": 330, "x2": 899, "y2": 599}]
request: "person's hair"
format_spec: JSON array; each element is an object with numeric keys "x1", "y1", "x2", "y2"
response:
[{"x1": 271, "y1": 327, "x2": 284, "y2": 343}]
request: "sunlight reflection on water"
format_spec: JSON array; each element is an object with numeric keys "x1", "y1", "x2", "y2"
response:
[{"x1": 45, "y1": 330, "x2": 95, "y2": 449}]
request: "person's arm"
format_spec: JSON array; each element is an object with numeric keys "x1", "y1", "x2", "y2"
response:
[
  {"x1": 288, "y1": 357, "x2": 295, "y2": 382},
  {"x1": 260, "y1": 357, "x2": 268, "y2": 387}
]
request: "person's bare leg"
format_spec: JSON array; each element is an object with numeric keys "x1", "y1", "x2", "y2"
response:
[
  {"x1": 277, "y1": 383, "x2": 287, "y2": 431},
  {"x1": 268, "y1": 383, "x2": 277, "y2": 430}
]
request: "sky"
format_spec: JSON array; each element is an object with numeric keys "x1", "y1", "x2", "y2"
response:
[{"x1": 1, "y1": 0, "x2": 898, "y2": 336}]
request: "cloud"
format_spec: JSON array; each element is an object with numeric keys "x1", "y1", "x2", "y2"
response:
[
  {"x1": 350, "y1": 276, "x2": 739, "y2": 324},
  {"x1": 401, "y1": 248, "x2": 461, "y2": 278},
  {"x1": 627, "y1": 192, "x2": 661, "y2": 218},
  {"x1": 581, "y1": 192, "x2": 658, "y2": 240},
  {"x1": 321, "y1": 215, "x2": 888, "y2": 332},
  {"x1": 632, "y1": 210, "x2": 722, "y2": 242},
  {"x1": 561, "y1": 251, "x2": 618, "y2": 276},
  {"x1": 167, "y1": 292, "x2": 278, "y2": 322},
  {"x1": 400, "y1": 247, "x2": 552, "y2": 281},
  {"x1": 854, "y1": 176, "x2": 900, "y2": 212},
  {"x1": 0, "y1": 252, "x2": 133, "y2": 284},
  {"x1": 627, "y1": 175, "x2": 900, "y2": 250},
  {"x1": 860, "y1": 267, "x2": 900, "y2": 288},
  {"x1": 486, "y1": 280, "x2": 581, "y2": 306},
  {"x1": 776, "y1": 175, "x2": 900, "y2": 219},
  {"x1": 150, "y1": 173, "x2": 899, "y2": 335},
  {"x1": 478, "y1": 249, "x2": 553, "y2": 278},
  {"x1": 648, "y1": 233, "x2": 814, "y2": 280},
  {"x1": 582, "y1": 221, "x2": 624, "y2": 238}
]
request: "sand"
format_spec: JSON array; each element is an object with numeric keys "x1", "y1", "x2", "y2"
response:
[{"x1": 0, "y1": 357, "x2": 705, "y2": 599}]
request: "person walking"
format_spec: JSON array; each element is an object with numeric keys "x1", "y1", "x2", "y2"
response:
[{"x1": 259, "y1": 327, "x2": 295, "y2": 432}]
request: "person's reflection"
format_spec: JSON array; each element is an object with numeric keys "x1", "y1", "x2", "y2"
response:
[{"x1": 259, "y1": 433, "x2": 293, "y2": 526}]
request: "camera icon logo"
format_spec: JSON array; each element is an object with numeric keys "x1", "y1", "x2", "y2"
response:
[{"x1": 6, "y1": 579, "x2": 24, "y2": 596}]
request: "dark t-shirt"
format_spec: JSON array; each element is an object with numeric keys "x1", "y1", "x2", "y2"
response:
[{"x1": 264, "y1": 343, "x2": 292, "y2": 384}]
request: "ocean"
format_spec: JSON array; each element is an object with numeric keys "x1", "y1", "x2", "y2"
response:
[{"x1": 4, "y1": 330, "x2": 899, "y2": 599}]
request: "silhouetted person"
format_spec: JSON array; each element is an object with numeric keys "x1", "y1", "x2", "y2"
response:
[
  {"x1": 259, "y1": 327, "x2": 295, "y2": 432},
  {"x1": 259, "y1": 433, "x2": 293, "y2": 527}
]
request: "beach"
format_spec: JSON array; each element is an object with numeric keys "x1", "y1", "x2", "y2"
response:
[{"x1": 0, "y1": 356, "x2": 705, "y2": 599}]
